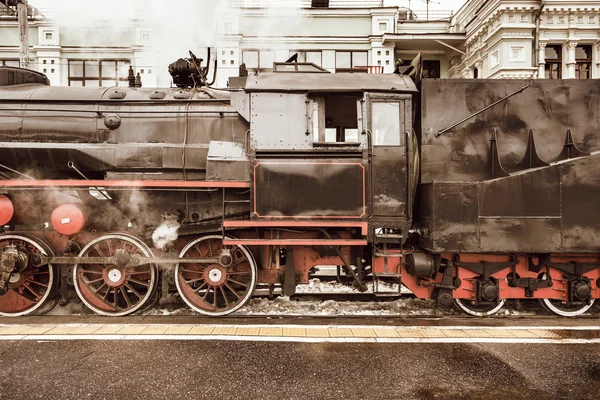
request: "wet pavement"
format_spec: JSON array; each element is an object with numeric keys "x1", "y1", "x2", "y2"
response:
[
  {"x1": 0, "y1": 339, "x2": 599, "y2": 400},
  {"x1": 0, "y1": 315, "x2": 599, "y2": 399}
]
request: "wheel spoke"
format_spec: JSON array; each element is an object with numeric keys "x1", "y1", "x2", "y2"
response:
[
  {"x1": 220, "y1": 286, "x2": 230, "y2": 307},
  {"x1": 184, "y1": 277, "x2": 206, "y2": 285},
  {"x1": 120, "y1": 287, "x2": 132, "y2": 308},
  {"x1": 193, "y1": 282, "x2": 208, "y2": 294},
  {"x1": 223, "y1": 282, "x2": 242, "y2": 300},
  {"x1": 26, "y1": 278, "x2": 48, "y2": 288},
  {"x1": 227, "y1": 271, "x2": 252, "y2": 276},
  {"x1": 22, "y1": 283, "x2": 42, "y2": 301},
  {"x1": 180, "y1": 268, "x2": 204, "y2": 274},
  {"x1": 124, "y1": 282, "x2": 143, "y2": 299},
  {"x1": 226, "y1": 278, "x2": 248, "y2": 287},
  {"x1": 127, "y1": 278, "x2": 150, "y2": 287}
]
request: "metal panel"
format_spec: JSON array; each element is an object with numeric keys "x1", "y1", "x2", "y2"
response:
[
  {"x1": 420, "y1": 79, "x2": 600, "y2": 184},
  {"x1": 479, "y1": 218, "x2": 562, "y2": 253},
  {"x1": 245, "y1": 72, "x2": 417, "y2": 93},
  {"x1": 253, "y1": 160, "x2": 365, "y2": 218},
  {"x1": 432, "y1": 182, "x2": 479, "y2": 253},
  {"x1": 479, "y1": 166, "x2": 561, "y2": 217},
  {"x1": 561, "y1": 154, "x2": 600, "y2": 251},
  {"x1": 250, "y1": 93, "x2": 311, "y2": 150}
]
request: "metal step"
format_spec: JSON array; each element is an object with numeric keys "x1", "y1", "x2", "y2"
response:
[{"x1": 373, "y1": 272, "x2": 402, "y2": 278}]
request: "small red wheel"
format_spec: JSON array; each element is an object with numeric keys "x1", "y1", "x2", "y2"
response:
[
  {"x1": 0, "y1": 235, "x2": 57, "y2": 317},
  {"x1": 73, "y1": 234, "x2": 157, "y2": 316},
  {"x1": 175, "y1": 235, "x2": 257, "y2": 316}
]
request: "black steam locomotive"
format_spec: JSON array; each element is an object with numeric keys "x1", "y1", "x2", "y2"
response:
[{"x1": 0, "y1": 51, "x2": 597, "y2": 317}]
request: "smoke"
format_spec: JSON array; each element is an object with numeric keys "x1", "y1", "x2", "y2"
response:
[
  {"x1": 30, "y1": 0, "x2": 234, "y2": 86},
  {"x1": 151, "y1": 217, "x2": 180, "y2": 250}
]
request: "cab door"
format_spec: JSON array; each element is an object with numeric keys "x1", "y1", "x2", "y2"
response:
[{"x1": 366, "y1": 93, "x2": 412, "y2": 219}]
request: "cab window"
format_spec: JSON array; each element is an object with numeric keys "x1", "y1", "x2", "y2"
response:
[{"x1": 372, "y1": 102, "x2": 401, "y2": 146}]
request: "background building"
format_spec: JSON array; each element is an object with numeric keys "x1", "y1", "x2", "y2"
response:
[
  {"x1": 449, "y1": 0, "x2": 600, "y2": 79},
  {"x1": 1, "y1": 0, "x2": 598, "y2": 87}
]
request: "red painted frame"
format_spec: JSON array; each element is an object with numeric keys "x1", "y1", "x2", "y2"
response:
[
  {"x1": 0, "y1": 180, "x2": 250, "y2": 189},
  {"x1": 223, "y1": 220, "x2": 369, "y2": 236}
]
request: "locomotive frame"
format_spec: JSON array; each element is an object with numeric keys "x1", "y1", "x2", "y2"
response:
[{"x1": 0, "y1": 57, "x2": 598, "y2": 318}]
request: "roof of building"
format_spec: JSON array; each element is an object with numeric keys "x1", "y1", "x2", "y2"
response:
[{"x1": 245, "y1": 72, "x2": 417, "y2": 93}]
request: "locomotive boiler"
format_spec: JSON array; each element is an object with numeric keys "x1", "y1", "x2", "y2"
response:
[{"x1": 0, "y1": 53, "x2": 598, "y2": 318}]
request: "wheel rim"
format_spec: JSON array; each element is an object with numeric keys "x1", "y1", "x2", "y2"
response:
[
  {"x1": 454, "y1": 298, "x2": 505, "y2": 317},
  {"x1": 540, "y1": 298, "x2": 594, "y2": 317},
  {"x1": 539, "y1": 273, "x2": 594, "y2": 317},
  {"x1": 175, "y1": 235, "x2": 257, "y2": 316},
  {"x1": 73, "y1": 234, "x2": 157, "y2": 316},
  {"x1": 0, "y1": 235, "x2": 56, "y2": 317}
]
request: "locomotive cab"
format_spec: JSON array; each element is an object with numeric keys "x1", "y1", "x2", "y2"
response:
[{"x1": 236, "y1": 70, "x2": 418, "y2": 241}]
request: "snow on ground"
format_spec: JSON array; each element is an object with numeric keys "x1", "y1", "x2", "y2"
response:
[
  {"x1": 238, "y1": 296, "x2": 452, "y2": 316},
  {"x1": 296, "y1": 278, "x2": 412, "y2": 294}
]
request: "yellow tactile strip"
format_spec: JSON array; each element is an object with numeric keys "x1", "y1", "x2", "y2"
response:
[{"x1": 0, "y1": 323, "x2": 598, "y2": 341}]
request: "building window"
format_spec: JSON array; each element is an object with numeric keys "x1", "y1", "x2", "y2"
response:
[
  {"x1": 575, "y1": 45, "x2": 592, "y2": 79},
  {"x1": 379, "y1": 22, "x2": 387, "y2": 32},
  {"x1": 422, "y1": 60, "x2": 440, "y2": 78},
  {"x1": 0, "y1": 59, "x2": 19, "y2": 67},
  {"x1": 44, "y1": 31, "x2": 53, "y2": 40},
  {"x1": 68, "y1": 60, "x2": 131, "y2": 87},
  {"x1": 288, "y1": 51, "x2": 323, "y2": 67},
  {"x1": 141, "y1": 31, "x2": 151, "y2": 41},
  {"x1": 224, "y1": 22, "x2": 233, "y2": 33},
  {"x1": 491, "y1": 50, "x2": 499, "y2": 68},
  {"x1": 335, "y1": 51, "x2": 368, "y2": 70},
  {"x1": 473, "y1": 67, "x2": 479, "y2": 79},
  {"x1": 544, "y1": 45, "x2": 562, "y2": 79},
  {"x1": 242, "y1": 50, "x2": 277, "y2": 71}
]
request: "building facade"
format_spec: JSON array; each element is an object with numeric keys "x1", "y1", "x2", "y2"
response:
[
  {"x1": 450, "y1": 0, "x2": 600, "y2": 79},
  {"x1": 2, "y1": 0, "x2": 598, "y2": 87},
  {"x1": 0, "y1": 0, "x2": 460, "y2": 87}
]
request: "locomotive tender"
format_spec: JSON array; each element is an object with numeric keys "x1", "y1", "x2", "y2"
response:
[{"x1": 0, "y1": 53, "x2": 598, "y2": 317}]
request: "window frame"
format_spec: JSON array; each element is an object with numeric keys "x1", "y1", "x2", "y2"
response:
[
  {"x1": 334, "y1": 50, "x2": 369, "y2": 70},
  {"x1": 544, "y1": 45, "x2": 562, "y2": 79},
  {"x1": 422, "y1": 60, "x2": 441, "y2": 78},
  {"x1": 366, "y1": 93, "x2": 412, "y2": 147},
  {"x1": 67, "y1": 59, "x2": 131, "y2": 87},
  {"x1": 575, "y1": 44, "x2": 592, "y2": 79}
]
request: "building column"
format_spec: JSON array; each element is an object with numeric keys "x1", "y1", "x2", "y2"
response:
[
  {"x1": 566, "y1": 41, "x2": 578, "y2": 79},
  {"x1": 596, "y1": 40, "x2": 600, "y2": 79},
  {"x1": 538, "y1": 41, "x2": 547, "y2": 78}
]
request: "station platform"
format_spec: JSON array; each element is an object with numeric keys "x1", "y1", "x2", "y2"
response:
[{"x1": 1, "y1": 321, "x2": 599, "y2": 343}]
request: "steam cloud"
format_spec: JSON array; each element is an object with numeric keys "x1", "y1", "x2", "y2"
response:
[{"x1": 151, "y1": 217, "x2": 180, "y2": 250}]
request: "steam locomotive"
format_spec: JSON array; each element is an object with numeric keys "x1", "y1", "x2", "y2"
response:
[{"x1": 0, "y1": 50, "x2": 598, "y2": 318}]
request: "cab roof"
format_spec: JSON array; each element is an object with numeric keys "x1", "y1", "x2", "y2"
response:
[{"x1": 244, "y1": 72, "x2": 417, "y2": 93}]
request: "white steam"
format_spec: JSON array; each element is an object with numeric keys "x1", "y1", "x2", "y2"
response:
[{"x1": 151, "y1": 218, "x2": 180, "y2": 250}]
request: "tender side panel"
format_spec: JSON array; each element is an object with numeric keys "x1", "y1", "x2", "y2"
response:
[{"x1": 253, "y1": 161, "x2": 365, "y2": 218}]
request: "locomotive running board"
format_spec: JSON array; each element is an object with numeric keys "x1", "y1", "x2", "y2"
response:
[{"x1": 223, "y1": 220, "x2": 368, "y2": 235}]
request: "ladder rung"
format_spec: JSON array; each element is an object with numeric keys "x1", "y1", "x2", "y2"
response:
[
  {"x1": 374, "y1": 253, "x2": 403, "y2": 258},
  {"x1": 375, "y1": 234, "x2": 403, "y2": 239}
]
